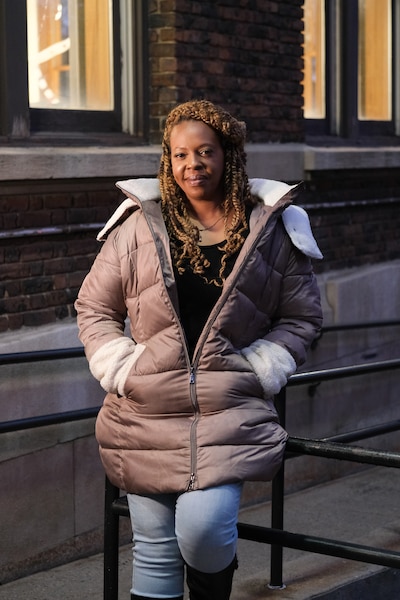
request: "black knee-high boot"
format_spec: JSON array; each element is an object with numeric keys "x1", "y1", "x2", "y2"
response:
[{"x1": 186, "y1": 556, "x2": 238, "y2": 600}]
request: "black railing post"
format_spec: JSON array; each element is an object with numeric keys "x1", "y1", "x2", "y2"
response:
[
  {"x1": 268, "y1": 387, "x2": 287, "y2": 589},
  {"x1": 104, "y1": 476, "x2": 121, "y2": 600}
]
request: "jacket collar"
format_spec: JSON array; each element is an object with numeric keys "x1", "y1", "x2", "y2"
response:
[{"x1": 96, "y1": 177, "x2": 322, "y2": 259}]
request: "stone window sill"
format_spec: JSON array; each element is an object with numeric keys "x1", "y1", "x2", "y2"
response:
[{"x1": 1, "y1": 144, "x2": 400, "y2": 182}]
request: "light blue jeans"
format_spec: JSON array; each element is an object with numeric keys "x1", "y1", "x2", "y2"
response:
[{"x1": 127, "y1": 483, "x2": 242, "y2": 599}]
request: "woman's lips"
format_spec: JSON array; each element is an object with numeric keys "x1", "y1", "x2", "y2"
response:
[{"x1": 186, "y1": 176, "x2": 206, "y2": 185}]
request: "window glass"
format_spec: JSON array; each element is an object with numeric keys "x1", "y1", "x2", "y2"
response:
[
  {"x1": 27, "y1": 0, "x2": 114, "y2": 111},
  {"x1": 358, "y1": 0, "x2": 392, "y2": 121},
  {"x1": 302, "y1": 0, "x2": 326, "y2": 119}
]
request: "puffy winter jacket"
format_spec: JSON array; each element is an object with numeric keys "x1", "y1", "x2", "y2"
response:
[{"x1": 75, "y1": 178, "x2": 323, "y2": 494}]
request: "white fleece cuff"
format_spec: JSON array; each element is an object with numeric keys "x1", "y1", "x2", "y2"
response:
[
  {"x1": 241, "y1": 339, "x2": 296, "y2": 397},
  {"x1": 89, "y1": 337, "x2": 146, "y2": 395}
]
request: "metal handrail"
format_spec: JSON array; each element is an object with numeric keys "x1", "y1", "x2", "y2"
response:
[
  {"x1": 267, "y1": 357, "x2": 400, "y2": 589},
  {"x1": 236, "y1": 524, "x2": 400, "y2": 570},
  {"x1": 0, "y1": 346, "x2": 96, "y2": 434},
  {"x1": 0, "y1": 407, "x2": 99, "y2": 434},
  {"x1": 286, "y1": 436, "x2": 400, "y2": 468},
  {"x1": 0, "y1": 346, "x2": 84, "y2": 365},
  {"x1": 290, "y1": 357, "x2": 400, "y2": 384},
  {"x1": 311, "y1": 318, "x2": 400, "y2": 349},
  {"x1": 316, "y1": 318, "x2": 400, "y2": 334}
]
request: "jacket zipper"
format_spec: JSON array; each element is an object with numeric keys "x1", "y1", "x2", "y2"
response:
[
  {"x1": 140, "y1": 206, "x2": 201, "y2": 490},
  {"x1": 184, "y1": 224, "x2": 271, "y2": 490},
  {"x1": 185, "y1": 213, "x2": 286, "y2": 490},
  {"x1": 187, "y1": 365, "x2": 200, "y2": 490},
  {"x1": 141, "y1": 198, "x2": 288, "y2": 492}
]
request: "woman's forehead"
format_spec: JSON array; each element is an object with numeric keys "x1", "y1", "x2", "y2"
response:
[{"x1": 170, "y1": 120, "x2": 220, "y2": 148}]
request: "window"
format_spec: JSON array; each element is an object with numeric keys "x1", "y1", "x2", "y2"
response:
[
  {"x1": 358, "y1": 0, "x2": 392, "y2": 121},
  {"x1": 303, "y1": 0, "x2": 325, "y2": 119},
  {"x1": 302, "y1": 0, "x2": 399, "y2": 140},
  {"x1": 0, "y1": 0, "x2": 147, "y2": 140},
  {"x1": 27, "y1": 0, "x2": 114, "y2": 111}
]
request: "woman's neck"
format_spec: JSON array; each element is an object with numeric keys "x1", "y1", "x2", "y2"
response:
[{"x1": 187, "y1": 202, "x2": 230, "y2": 245}]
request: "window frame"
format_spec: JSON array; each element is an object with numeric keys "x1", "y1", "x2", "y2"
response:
[
  {"x1": 305, "y1": 0, "x2": 400, "y2": 143},
  {"x1": 0, "y1": 0, "x2": 148, "y2": 143}
]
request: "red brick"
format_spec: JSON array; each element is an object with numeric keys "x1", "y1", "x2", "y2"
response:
[{"x1": 23, "y1": 309, "x2": 57, "y2": 327}]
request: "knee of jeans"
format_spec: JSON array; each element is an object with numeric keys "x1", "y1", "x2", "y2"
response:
[
  {"x1": 176, "y1": 517, "x2": 237, "y2": 572},
  {"x1": 175, "y1": 484, "x2": 241, "y2": 572}
]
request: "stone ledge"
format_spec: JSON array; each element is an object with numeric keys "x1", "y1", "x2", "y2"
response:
[
  {"x1": 304, "y1": 145, "x2": 400, "y2": 171},
  {"x1": 2, "y1": 144, "x2": 400, "y2": 183},
  {"x1": 0, "y1": 145, "x2": 162, "y2": 181}
]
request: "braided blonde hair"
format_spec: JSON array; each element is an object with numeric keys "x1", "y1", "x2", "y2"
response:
[{"x1": 159, "y1": 99, "x2": 259, "y2": 285}]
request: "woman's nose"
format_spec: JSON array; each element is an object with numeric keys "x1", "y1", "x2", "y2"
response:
[{"x1": 187, "y1": 152, "x2": 202, "y2": 168}]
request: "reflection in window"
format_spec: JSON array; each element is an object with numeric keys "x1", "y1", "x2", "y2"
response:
[
  {"x1": 302, "y1": 0, "x2": 325, "y2": 119},
  {"x1": 358, "y1": 0, "x2": 392, "y2": 121},
  {"x1": 27, "y1": 0, "x2": 114, "y2": 111}
]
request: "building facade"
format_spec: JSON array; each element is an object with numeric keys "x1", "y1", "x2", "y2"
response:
[{"x1": 0, "y1": 0, "x2": 399, "y2": 583}]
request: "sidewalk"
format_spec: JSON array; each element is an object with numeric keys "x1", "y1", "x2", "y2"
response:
[{"x1": 1, "y1": 466, "x2": 399, "y2": 600}]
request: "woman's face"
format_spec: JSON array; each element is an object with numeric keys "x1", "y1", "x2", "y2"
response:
[{"x1": 169, "y1": 120, "x2": 225, "y2": 206}]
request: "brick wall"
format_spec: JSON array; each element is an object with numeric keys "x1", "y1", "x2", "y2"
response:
[
  {"x1": 305, "y1": 168, "x2": 400, "y2": 274},
  {"x1": 149, "y1": 0, "x2": 305, "y2": 143},
  {"x1": 0, "y1": 180, "x2": 122, "y2": 333}
]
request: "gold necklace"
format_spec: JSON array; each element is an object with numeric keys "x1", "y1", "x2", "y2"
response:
[
  {"x1": 197, "y1": 214, "x2": 225, "y2": 232},
  {"x1": 193, "y1": 214, "x2": 226, "y2": 242}
]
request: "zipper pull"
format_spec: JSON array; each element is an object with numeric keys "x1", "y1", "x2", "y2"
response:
[
  {"x1": 187, "y1": 472, "x2": 196, "y2": 491},
  {"x1": 190, "y1": 366, "x2": 195, "y2": 384}
]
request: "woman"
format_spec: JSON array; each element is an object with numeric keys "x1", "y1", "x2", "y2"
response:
[{"x1": 75, "y1": 99, "x2": 323, "y2": 600}]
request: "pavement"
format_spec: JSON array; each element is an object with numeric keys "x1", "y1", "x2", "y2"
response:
[{"x1": 0, "y1": 466, "x2": 400, "y2": 600}]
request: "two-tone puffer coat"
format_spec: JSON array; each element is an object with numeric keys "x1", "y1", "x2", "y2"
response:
[{"x1": 75, "y1": 177, "x2": 323, "y2": 494}]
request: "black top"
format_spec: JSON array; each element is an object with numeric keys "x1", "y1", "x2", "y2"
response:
[{"x1": 173, "y1": 208, "x2": 251, "y2": 358}]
